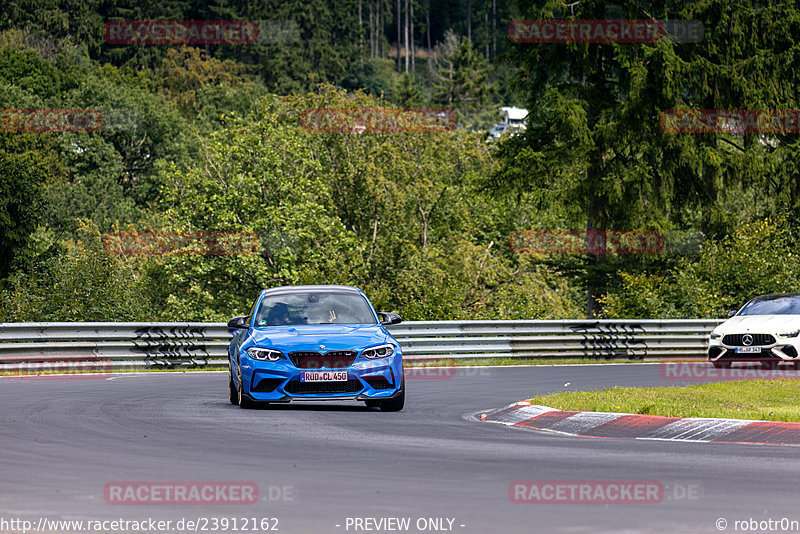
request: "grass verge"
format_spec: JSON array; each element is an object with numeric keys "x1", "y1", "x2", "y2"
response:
[{"x1": 526, "y1": 380, "x2": 800, "y2": 422}]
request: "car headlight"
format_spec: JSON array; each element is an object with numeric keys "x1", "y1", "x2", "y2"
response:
[
  {"x1": 778, "y1": 330, "x2": 800, "y2": 338},
  {"x1": 246, "y1": 347, "x2": 283, "y2": 361},
  {"x1": 710, "y1": 332, "x2": 721, "y2": 340},
  {"x1": 362, "y1": 344, "x2": 395, "y2": 359}
]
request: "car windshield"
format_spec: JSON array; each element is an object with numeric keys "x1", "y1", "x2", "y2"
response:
[
  {"x1": 254, "y1": 291, "x2": 377, "y2": 326},
  {"x1": 738, "y1": 295, "x2": 800, "y2": 315}
]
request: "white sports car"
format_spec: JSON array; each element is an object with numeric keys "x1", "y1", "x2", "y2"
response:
[{"x1": 708, "y1": 293, "x2": 800, "y2": 369}]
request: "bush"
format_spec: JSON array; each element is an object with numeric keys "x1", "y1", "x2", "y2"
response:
[
  {"x1": 0, "y1": 221, "x2": 151, "y2": 321},
  {"x1": 599, "y1": 217, "x2": 800, "y2": 318}
]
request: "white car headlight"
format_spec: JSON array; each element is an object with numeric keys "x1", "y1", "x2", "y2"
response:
[
  {"x1": 246, "y1": 347, "x2": 283, "y2": 361},
  {"x1": 710, "y1": 332, "x2": 721, "y2": 340},
  {"x1": 362, "y1": 344, "x2": 395, "y2": 359},
  {"x1": 777, "y1": 330, "x2": 800, "y2": 338}
]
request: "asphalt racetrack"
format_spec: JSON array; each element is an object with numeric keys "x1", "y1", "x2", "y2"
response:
[{"x1": 0, "y1": 364, "x2": 795, "y2": 533}]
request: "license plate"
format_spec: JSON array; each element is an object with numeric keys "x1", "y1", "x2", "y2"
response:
[
  {"x1": 735, "y1": 346, "x2": 762, "y2": 354},
  {"x1": 301, "y1": 371, "x2": 348, "y2": 382}
]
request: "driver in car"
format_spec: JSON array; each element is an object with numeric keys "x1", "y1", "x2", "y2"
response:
[{"x1": 266, "y1": 302, "x2": 292, "y2": 325}]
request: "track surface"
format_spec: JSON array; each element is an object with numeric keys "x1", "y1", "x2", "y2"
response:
[{"x1": 1, "y1": 364, "x2": 797, "y2": 533}]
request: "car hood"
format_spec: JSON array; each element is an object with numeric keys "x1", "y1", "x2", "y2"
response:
[
  {"x1": 246, "y1": 324, "x2": 390, "y2": 352},
  {"x1": 715, "y1": 315, "x2": 800, "y2": 334}
]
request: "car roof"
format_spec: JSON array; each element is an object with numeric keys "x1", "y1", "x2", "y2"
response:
[
  {"x1": 261, "y1": 285, "x2": 363, "y2": 296},
  {"x1": 748, "y1": 292, "x2": 800, "y2": 302}
]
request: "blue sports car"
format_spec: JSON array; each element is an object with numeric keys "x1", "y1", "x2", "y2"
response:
[{"x1": 227, "y1": 285, "x2": 404, "y2": 411}]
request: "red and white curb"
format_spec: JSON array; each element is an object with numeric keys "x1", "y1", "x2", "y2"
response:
[{"x1": 479, "y1": 402, "x2": 800, "y2": 446}]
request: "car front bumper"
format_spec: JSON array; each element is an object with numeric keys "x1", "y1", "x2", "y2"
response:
[
  {"x1": 240, "y1": 354, "x2": 403, "y2": 402},
  {"x1": 708, "y1": 338, "x2": 800, "y2": 363}
]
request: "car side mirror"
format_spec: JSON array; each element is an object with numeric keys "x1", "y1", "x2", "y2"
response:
[
  {"x1": 227, "y1": 315, "x2": 250, "y2": 329},
  {"x1": 727, "y1": 310, "x2": 737, "y2": 318},
  {"x1": 379, "y1": 312, "x2": 402, "y2": 326}
]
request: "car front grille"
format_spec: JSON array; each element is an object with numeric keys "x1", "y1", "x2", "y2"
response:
[
  {"x1": 288, "y1": 350, "x2": 357, "y2": 369},
  {"x1": 722, "y1": 334, "x2": 775, "y2": 346},
  {"x1": 284, "y1": 379, "x2": 364, "y2": 395}
]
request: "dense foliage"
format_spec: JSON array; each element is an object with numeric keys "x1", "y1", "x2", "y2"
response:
[{"x1": 1, "y1": 0, "x2": 799, "y2": 321}]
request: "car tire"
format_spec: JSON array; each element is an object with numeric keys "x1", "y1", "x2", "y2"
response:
[
  {"x1": 229, "y1": 365, "x2": 238, "y2": 405},
  {"x1": 711, "y1": 361, "x2": 731, "y2": 369},
  {"x1": 379, "y1": 378, "x2": 405, "y2": 412},
  {"x1": 237, "y1": 365, "x2": 256, "y2": 409}
]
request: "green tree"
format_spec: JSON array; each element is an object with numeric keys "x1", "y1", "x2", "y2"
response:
[
  {"x1": 142, "y1": 86, "x2": 579, "y2": 320},
  {"x1": 0, "y1": 44, "x2": 71, "y2": 99},
  {"x1": 393, "y1": 72, "x2": 423, "y2": 108},
  {"x1": 341, "y1": 58, "x2": 399, "y2": 100},
  {"x1": 265, "y1": 86, "x2": 576, "y2": 319},
  {"x1": 42, "y1": 63, "x2": 196, "y2": 232},
  {"x1": 155, "y1": 46, "x2": 252, "y2": 119},
  {"x1": 494, "y1": 0, "x2": 800, "y2": 316},
  {"x1": 148, "y1": 100, "x2": 366, "y2": 320},
  {"x1": 428, "y1": 30, "x2": 493, "y2": 127},
  {"x1": 0, "y1": 221, "x2": 151, "y2": 321},
  {"x1": 600, "y1": 218, "x2": 800, "y2": 319},
  {"x1": 0, "y1": 150, "x2": 51, "y2": 278}
]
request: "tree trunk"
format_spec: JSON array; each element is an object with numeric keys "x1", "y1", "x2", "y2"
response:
[
  {"x1": 359, "y1": 0, "x2": 363, "y2": 54},
  {"x1": 396, "y1": 0, "x2": 401, "y2": 71},
  {"x1": 485, "y1": 11, "x2": 489, "y2": 63},
  {"x1": 466, "y1": 0, "x2": 471, "y2": 41},
  {"x1": 404, "y1": 0, "x2": 409, "y2": 72},
  {"x1": 426, "y1": 9, "x2": 431, "y2": 50},
  {"x1": 492, "y1": 0, "x2": 496, "y2": 59},
  {"x1": 379, "y1": 0, "x2": 384, "y2": 58},
  {"x1": 369, "y1": 3, "x2": 374, "y2": 57},
  {"x1": 585, "y1": 44, "x2": 608, "y2": 319},
  {"x1": 410, "y1": 0, "x2": 415, "y2": 71},
  {"x1": 375, "y1": 2, "x2": 380, "y2": 58},
  {"x1": 585, "y1": 191, "x2": 605, "y2": 319}
]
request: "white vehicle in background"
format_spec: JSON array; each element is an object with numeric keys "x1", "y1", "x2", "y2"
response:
[
  {"x1": 489, "y1": 106, "x2": 528, "y2": 139},
  {"x1": 708, "y1": 293, "x2": 800, "y2": 369}
]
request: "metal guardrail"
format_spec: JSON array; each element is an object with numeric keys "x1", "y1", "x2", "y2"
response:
[{"x1": 0, "y1": 319, "x2": 723, "y2": 372}]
